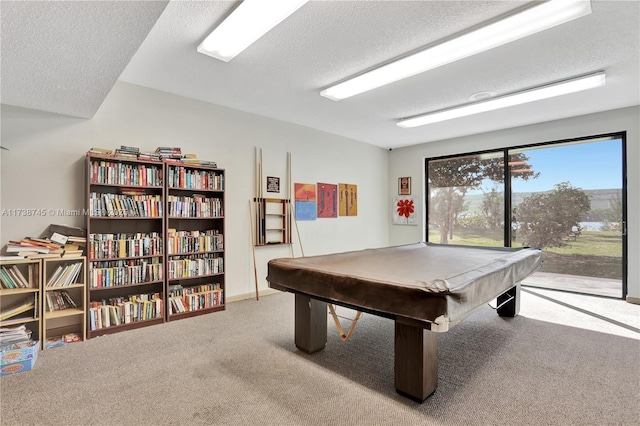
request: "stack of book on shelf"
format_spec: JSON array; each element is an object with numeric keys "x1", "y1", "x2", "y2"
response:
[
  {"x1": 0, "y1": 324, "x2": 32, "y2": 349},
  {"x1": 45, "y1": 262, "x2": 83, "y2": 287},
  {"x1": 44, "y1": 291, "x2": 78, "y2": 312},
  {"x1": 114, "y1": 145, "x2": 140, "y2": 159},
  {"x1": 0, "y1": 296, "x2": 37, "y2": 322},
  {"x1": 44, "y1": 224, "x2": 87, "y2": 258},
  {"x1": 137, "y1": 151, "x2": 162, "y2": 162},
  {"x1": 4, "y1": 235, "x2": 85, "y2": 260},
  {"x1": 4, "y1": 238, "x2": 61, "y2": 259},
  {"x1": 155, "y1": 146, "x2": 183, "y2": 159},
  {"x1": 181, "y1": 154, "x2": 218, "y2": 168},
  {"x1": 0, "y1": 264, "x2": 32, "y2": 289}
]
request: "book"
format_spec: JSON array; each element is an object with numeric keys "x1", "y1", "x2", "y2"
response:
[
  {"x1": 6, "y1": 243, "x2": 50, "y2": 254},
  {"x1": 50, "y1": 232, "x2": 69, "y2": 245},
  {"x1": 45, "y1": 224, "x2": 87, "y2": 239},
  {"x1": 63, "y1": 332, "x2": 81, "y2": 343},
  {"x1": 27, "y1": 253, "x2": 62, "y2": 259},
  {"x1": 0, "y1": 256, "x2": 23, "y2": 261},
  {"x1": 0, "y1": 298, "x2": 35, "y2": 321},
  {"x1": 9, "y1": 266, "x2": 29, "y2": 288},
  {"x1": 88, "y1": 147, "x2": 113, "y2": 154}
]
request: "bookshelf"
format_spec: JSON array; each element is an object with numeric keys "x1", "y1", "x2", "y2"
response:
[
  {"x1": 0, "y1": 259, "x2": 42, "y2": 347},
  {"x1": 42, "y1": 257, "x2": 87, "y2": 348},
  {"x1": 165, "y1": 162, "x2": 225, "y2": 321},
  {"x1": 85, "y1": 155, "x2": 166, "y2": 338}
]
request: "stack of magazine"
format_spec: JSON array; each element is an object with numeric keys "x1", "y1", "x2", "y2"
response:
[{"x1": 0, "y1": 324, "x2": 33, "y2": 351}]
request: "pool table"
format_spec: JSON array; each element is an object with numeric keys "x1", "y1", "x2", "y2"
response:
[{"x1": 267, "y1": 242, "x2": 542, "y2": 402}]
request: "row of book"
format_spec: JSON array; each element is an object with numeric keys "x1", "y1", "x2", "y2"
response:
[
  {"x1": 0, "y1": 295, "x2": 37, "y2": 322},
  {"x1": 167, "y1": 229, "x2": 223, "y2": 254},
  {"x1": 89, "y1": 192, "x2": 163, "y2": 217},
  {"x1": 166, "y1": 255, "x2": 223, "y2": 279},
  {"x1": 167, "y1": 283, "x2": 221, "y2": 297},
  {"x1": 45, "y1": 261, "x2": 83, "y2": 287},
  {"x1": 166, "y1": 195, "x2": 223, "y2": 218},
  {"x1": 44, "y1": 290, "x2": 78, "y2": 312},
  {"x1": 89, "y1": 159, "x2": 163, "y2": 187},
  {"x1": 0, "y1": 265, "x2": 34, "y2": 289},
  {"x1": 88, "y1": 293, "x2": 163, "y2": 330},
  {"x1": 167, "y1": 166, "x2": 224, "y2": 190},
  {"x1": 88, "y1": 232, "x2": 163, "y2": 260},
  {"x1": 168, "y1": 288, "x2": 223, "y2": 314},
  {"x1": 88, "y1": 261, "x2": 163, "y2": 288}
]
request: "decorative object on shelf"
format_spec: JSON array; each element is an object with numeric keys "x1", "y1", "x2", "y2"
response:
[{"x1": 398, "y1": 177, "x2": 411, "y2": 195}]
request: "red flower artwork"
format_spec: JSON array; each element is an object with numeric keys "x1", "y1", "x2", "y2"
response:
[{"x1": 396, "y1": 199, "x2": 415, "y2": 220}]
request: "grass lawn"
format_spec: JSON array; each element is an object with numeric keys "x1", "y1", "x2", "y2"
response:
[{"x1": 428, "y1": 228, "x2": 623, "y2": 279}]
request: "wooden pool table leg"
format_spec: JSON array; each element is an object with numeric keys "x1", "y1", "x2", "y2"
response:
[
  {"x1": 497, "y1": 284, "x2": 521, "y2": 317},
  {"x1": 394, "y1": 322, "x2": 438, "y2": 402},
  {"x1": 295, "y1": 294, "x2": 327, "y2": 353}
]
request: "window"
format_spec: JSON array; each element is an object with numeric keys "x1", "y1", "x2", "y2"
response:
[{"x1": 426, "y1": 133, "x2": 626, "y2": 298}]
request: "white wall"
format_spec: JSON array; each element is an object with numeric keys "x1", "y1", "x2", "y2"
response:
[
  {"x1": 0, "y1": 81, "x2": 390, "y2": 299},
  {"x1": 388, "y1": 106, "x2": 640, "y2": 299}
]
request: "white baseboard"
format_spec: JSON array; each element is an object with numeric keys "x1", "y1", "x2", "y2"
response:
[{"x1": 227, "y1": 288, "x2": 282, "y2": 303}]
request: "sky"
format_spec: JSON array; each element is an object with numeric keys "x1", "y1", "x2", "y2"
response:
[{"x1": 510, "y1": 138, "x2": 622, "y2": 193}]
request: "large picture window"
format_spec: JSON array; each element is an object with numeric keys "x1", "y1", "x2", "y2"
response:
[{"x1": 426, "y1": 133, "x2": 626, "y2": 298}]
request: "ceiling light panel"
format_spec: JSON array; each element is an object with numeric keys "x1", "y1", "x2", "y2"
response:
[
  {"x1": 198, "y1": 0, "x2": 309, "y2": 62},
  {"x1": 397, "y1": 71, "x2": 606, "y2": 128},
  {"x1": 321, "y1": 0, "x2": 592, "y2": 101}
]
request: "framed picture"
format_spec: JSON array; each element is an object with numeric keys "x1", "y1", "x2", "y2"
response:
[
  {"x1": 398, "y1": 177, "x2": 411, "y2": 195},
  {"x1": 267, "y1": 176, "x2": 280, "y2": 193},
  {"x1": 393, "y1": 197, "x2": 418, "y2": 225}
]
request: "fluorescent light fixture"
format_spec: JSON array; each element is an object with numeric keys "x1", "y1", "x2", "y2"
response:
[
  {"x1": 397, "y1": 71, "x2": 606, "y2": 128},
  {"x1": 321, "y1": 0, "x2": 592, "y2": 101},
  {"x1": 198, "y1": 0, "x2": 309, "y2": 62}
]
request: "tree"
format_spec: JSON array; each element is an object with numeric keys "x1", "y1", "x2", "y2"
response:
[
  {"x1": 428, "y1": 153, "x2": 538, "y2": 243},
  {"x1": 601, "y1": 192, "x2": 622, "y2": 232},
  {"x1": 514, "y1": 182, "x2": 591, "y2": 248},
  {"x1": 480, "y1": 186, "x2": 503, "y2": 230},
  {"x1": 429, "y1": 187, "x2": 468, "y2": 244}
]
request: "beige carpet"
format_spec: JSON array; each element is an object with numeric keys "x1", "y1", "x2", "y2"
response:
[{"x1": 1, "y1": 288, "x2": 638, "y2": 425}]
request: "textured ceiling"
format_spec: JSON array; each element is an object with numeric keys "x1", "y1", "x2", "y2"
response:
[
  {"x1": 2, "y1": 1, "x2": 639, "y2": 149},
  {"x1": 1, "y1": 1, "x2": 169, "y2": 118}
]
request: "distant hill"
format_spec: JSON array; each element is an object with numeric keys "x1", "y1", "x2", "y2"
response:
[{"x1": 463, "y1": 188, "x2": 621, "y2": 220}]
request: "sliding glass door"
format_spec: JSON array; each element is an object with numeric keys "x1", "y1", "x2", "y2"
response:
[
  {"x1": 426, "y1": 134, "x2": 626, "y2": 298},
  {"x1": 510, "y1": 137, "x2": 625, "y2": 297}
]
